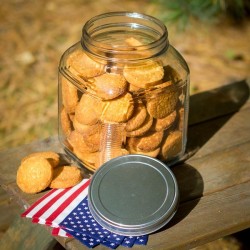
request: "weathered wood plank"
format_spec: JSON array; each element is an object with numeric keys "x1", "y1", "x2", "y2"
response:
[{"x1": 0, "y1": 214, "x2": 59, "y2": 250}]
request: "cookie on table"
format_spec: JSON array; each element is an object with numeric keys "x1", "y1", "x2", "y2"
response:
[
  {"x1": 49, "y1": 166, "x2": 83, "y2": 189},
  {"x1": 21, "y1": 151, "x2": 60, "y2": 168},
  {"x1": 17, "y1": 157, "x2": 53, "y2": 194}
]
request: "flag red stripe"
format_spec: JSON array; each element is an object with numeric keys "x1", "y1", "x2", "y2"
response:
[
  {"x1": 44, "y1": 179, "x2": 90, "y2": 223},
  {"x1": 32, "y1": 187, "x2": 71, "y2": 219},
  {"x1": 21, "y1": 188, "x2": 58, "y2": 217}
]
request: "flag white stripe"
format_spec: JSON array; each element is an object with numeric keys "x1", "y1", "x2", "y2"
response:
[
  {"x1": 25, "y1": 189, "x2": 63, "y2": 218},
  {"x1": 39, "y1": 179, "x2": 89, "y2": 223}
]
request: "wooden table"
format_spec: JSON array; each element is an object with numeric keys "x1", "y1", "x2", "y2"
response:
[{"x1": 0, "y1": 80, "x2": 250, "y2": 250}]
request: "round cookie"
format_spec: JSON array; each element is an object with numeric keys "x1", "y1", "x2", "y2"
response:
[
  {"x1": 75, "y1": 94, "x2": 103, "y2": 125},
  {"x1": 90, "y1": 73, "x2": 127, "y2": 100},
  {"x1": 50, "y1": 166, "x2": 83, "y2": 189},
  {"x1": 21, "y1": 151, "x2": 60, "y2": 168},
  {"x1": 68, "y1": 130, "x2": 98, "y2": 153},
  {"x1": 146, "y1": 85, "x2": 179, "y2": 119},
  {"x1": 134, "y1": 131, "x2": 164, "y2": 152},
  {"x1": 153, "y1": 110, "x2": 177, "y2": 132},
  {"x1": 74, "y1": 149, "x2": 99, "y2": 171},
  {"x1": 61, "y1": 77, "x2": 79, "y2": 114},
  {"x1": 101, "y1": 92, "x2": 134, "y2": 123},
  {"x1": 61, "y1": 107, "x2": 73, "y2": 137},
  {"x1": 160, "y1": 130, "x2": 183, "y2": 160},
  {"x1": 126, "y1": 115, "x2": 153, "y2": 137},
  {"x1": 73, "y1": 118, "x2": 100, "y2": 136},
  {"x1": 67, "y1": 50, "x2": 104, "y2": 78},
  {"x1": 123, "y1": 60, "x2": 164, "y2": 89},
  {"x1": 126, "y1": 102, "x2": 147, "y2": 132},
  {"x1": 127, "y1": 141, "x2": 160, "y2": 158},
  {"x1": 17, "y1": 157, "x2": 53, "y2": 194}
]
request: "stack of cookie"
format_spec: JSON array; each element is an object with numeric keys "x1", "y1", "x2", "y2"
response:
[
  {"x1": 59, "y1": 37, "x2": 186, "y2": 171},
  {"x1": 16, "y1": 151, "x2": 83, "y2": 194}
]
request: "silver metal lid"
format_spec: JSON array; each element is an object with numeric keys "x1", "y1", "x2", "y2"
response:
[{"x1": 88, "y1": 154, "x2": 179, "y2": 236}]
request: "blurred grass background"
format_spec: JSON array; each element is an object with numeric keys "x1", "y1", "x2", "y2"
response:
[{"x1": 0, "y1": 0, "x2": 250, "y2": 248}]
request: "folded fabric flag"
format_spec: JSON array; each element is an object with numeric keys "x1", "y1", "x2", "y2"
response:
[{"x1": 22, "y1": 179, "x2": 148, "y2": 249}]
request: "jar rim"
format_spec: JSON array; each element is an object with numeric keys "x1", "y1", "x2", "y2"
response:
[{"x1": 81, "y1": 11, "x2": 169, "y2": 61}]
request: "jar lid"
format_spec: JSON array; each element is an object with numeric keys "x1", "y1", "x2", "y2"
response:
[{"x1": 88, "y1": 154, "x2": 179, "y2": 236}]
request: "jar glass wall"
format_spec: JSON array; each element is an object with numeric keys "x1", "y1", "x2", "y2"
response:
[{"x1": 58, "y1": 12, "x2": 190, "y2": 172}]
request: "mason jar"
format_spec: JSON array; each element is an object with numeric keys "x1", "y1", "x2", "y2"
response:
[{"x1": 58, "y1": 12, "x2": 190, "y2": 172}]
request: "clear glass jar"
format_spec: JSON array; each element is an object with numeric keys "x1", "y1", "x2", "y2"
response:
[{"x1": 58, "y1": 12, "x2": 190, "y2": 172}]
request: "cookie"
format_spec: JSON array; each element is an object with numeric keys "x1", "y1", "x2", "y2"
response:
[
  {"x1": 146, "y1": 83, "x2": 179, "y2": 119},
  {"x1": 101, "y1": 92, "x2": 134, "y2": 123},
  {"x1": 73, "y1": 117, "x2": 100, "y2": 136},
  {"x1": 126, "y1": 114, "x2": 153, "y2": 137},
  {"x1": 49, "y1": 166, "x2": 83, "y2": 189},
  {"x1": 67, "y1": 130, "x2": 98, "y2": 153},
  {"x1": 126, "y1": 102, "x2": 147, "y2": 132},
  {"x1": 153, "y1": 110, "x2": 177, "y2": 132},
  {"x1": 67, "y1": 50, "x2": 104, "y2": 79},
  {"x1": 160, "y1": 131, "x2": 182, "y2": 160},
  {"x1": 21, "y1": 151, "x2": 60, "y2": 168},
  {"x1": 133, "y1": 131, "x2": 164, "y2": 152},
  {"x1": 61, "y1": 107, "x2": 73, "y2": 136},
  {"x1": 74, "y1": 148, "x2": 99, "y2": 171},
  {"x1": 123, "y1": 60, "x2": 164, "y2": 89},
  {"x1": 90, "y1": 73, "x2": 127, "y2": 100},
  {"x1": 127, "y1": 141, "x2": 160, "y2": 158},
  {"x1": 75, "y1": 93, "x2": 103, "y2": 125},
  {"x1": 17, "y1": 157, "x2": 53, "y2": 194},
  {"x1": 61, "y1": 77, "x2": 79, "y2": 114}
]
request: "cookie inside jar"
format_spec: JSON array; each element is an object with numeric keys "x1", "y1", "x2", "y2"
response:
[{"x1": 58, "y1": 12, "x2": 189, "y2": 171}]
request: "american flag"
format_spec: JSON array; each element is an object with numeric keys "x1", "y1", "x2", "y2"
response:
[{"x1": 21, "y1": 179, "x2": 148, "y2": 249}]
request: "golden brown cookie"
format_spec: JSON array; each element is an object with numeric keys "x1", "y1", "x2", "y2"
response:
[
  {"x1": 133, "y1": 131, "x2": 164, "y2": 152},
  {"x1": 21, "y1": 151, "x2": 60, "y2": 168},
  {"x1": 73, "y1": 118, "x2": 100, "y2": 136},
  {"x1": 17, "y1": 157, "x2": 53, "y2": 194},
  {"x1": 67, "y1": 50, "x2": 104, "y2": 78},
  {"x1": 67, "y1": 130, "x2": 98, "y2": 153},
  {"x1": 49, "y1": 166, "x2": 83, "y2": 189},
  {"x1": 146, "y1": 84, "x2": 179, "y2": 119},
  {"x1": 127, "y1": 141, "x2": 160, "y2": 158},
  {"x1": 160, "y1": 130, "x2": 183, "y2": 160},
  {"x1": 90, "y1": 73, "x2": 128, "y2": 100},
  {"x1": 61, "y1": 77, "x2": 79, "y2": 114},
  {"x1": 74, "y1": 148, "x2": 99, "y2": 171},
  {"x1": 101, "y1": 92, "x2": 134, "y2": 123},
  {"x1": 126, "y1": 102, "x2": 147, "y2": 132},
  {"x1": 153, "y1": 110, "x2": 177, "y2": 132},
  {"x1": 61, "y1": 107, "x2": 73, "y2": 137},
  {"x1": 126, "y1": 114, "x2": 153, "y2": 137},
  {"x1": 75, "y1": 93, "x2": 103, "y2": 125},
  {"x1": 123, "y1": 60, "x2": 164, "y2": 89}
]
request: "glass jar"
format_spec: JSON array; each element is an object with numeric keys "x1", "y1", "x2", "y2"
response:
[{"x1": 58, "y1": 12, "x2": 190, "y2": 172}]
